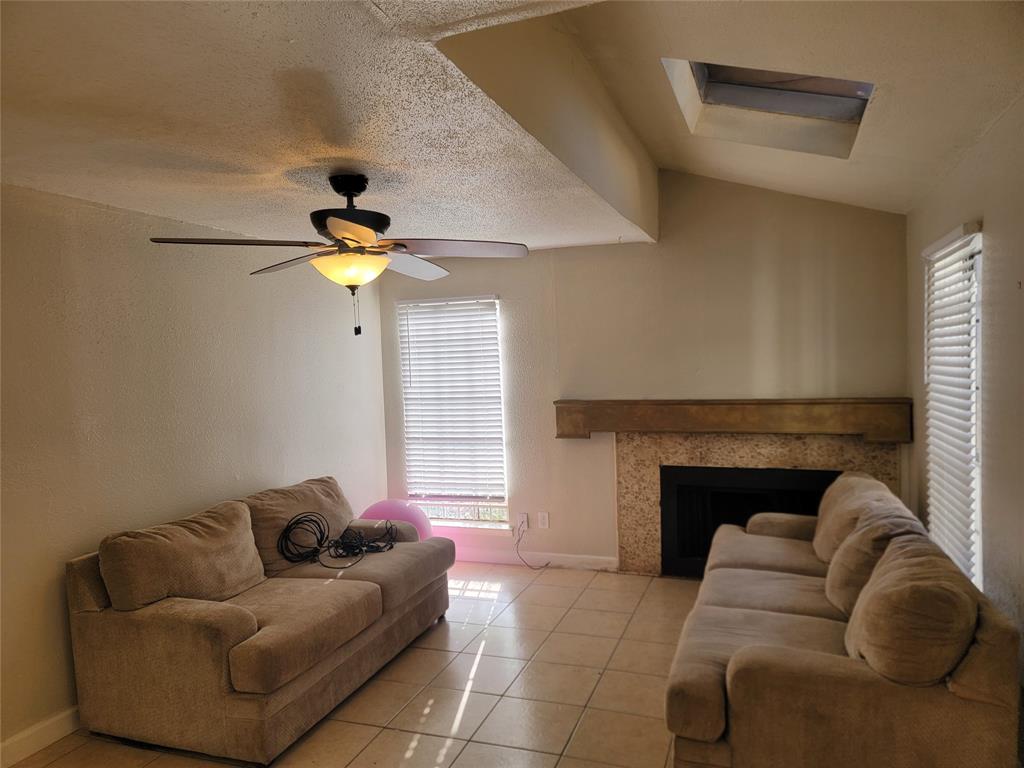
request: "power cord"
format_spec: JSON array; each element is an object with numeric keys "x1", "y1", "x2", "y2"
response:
[
  {"x1": 277, "y1": 512, "x2": 397, "y2": 569},
  {"x1": 513, "y1": 518, "x2": 549, "y2": 571}
]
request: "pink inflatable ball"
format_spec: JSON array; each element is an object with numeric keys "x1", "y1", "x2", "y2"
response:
[{"x1": 361, "y1": 499, "x2": 433, "y2": 540}]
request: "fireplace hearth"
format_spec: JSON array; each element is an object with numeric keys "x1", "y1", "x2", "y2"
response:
[{"x1": 660, "y1": 465, "x2": 840, "y2": 577}]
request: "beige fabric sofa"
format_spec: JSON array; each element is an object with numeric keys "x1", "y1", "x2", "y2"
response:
[
  {"x1": 669, "y1": 472, "x2": 1019, "y2": 768},
  {"x1": 66, "y1": 477, "x2": 455, "y2": 764}
]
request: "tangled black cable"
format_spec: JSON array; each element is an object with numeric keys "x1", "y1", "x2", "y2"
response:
[{"x1": 277, "y1": 511, "x2": 397, "y2": 570}]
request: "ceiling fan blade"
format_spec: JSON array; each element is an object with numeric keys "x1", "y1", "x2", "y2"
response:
[
  {"x1": 250, "y1": 248, "x2": 338, "y2": 276},
  {"x1": 326, "y1": 217, "x2": 378, "y2": 246},
  {"x1": 378, "y1": 238, "x2": 527, "y2": 259},
  {"x1": 151, "y1": 237, "x2": 329, "y2": 248},
  {"x1": 385, "y1": 252, "x2": 450, "y2": 281}
]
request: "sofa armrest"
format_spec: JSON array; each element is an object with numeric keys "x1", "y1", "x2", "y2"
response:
[
  {"x1": 350, "y1": 518, "x2": 420, "y2": 542},
  {"x1": 745, "y1": 512, "x2": 816, "y2": 540},
  {"x1": 135, "y1": 596, "x2": 258, "y2": 640},
  {"x1": 725, "y1": 646, "x2": 1017, "y2": 768},
  {"x1": 70, "y1": 598, "x2": 258, "y2": 746}
]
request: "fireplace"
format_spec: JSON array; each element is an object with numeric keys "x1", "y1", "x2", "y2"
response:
[
  {"x1": 660, "y1": 466, "x2": 841, "y2": 577},
  {"x1": 555, "y1": 399, "x2": 910, "y2": 574}
]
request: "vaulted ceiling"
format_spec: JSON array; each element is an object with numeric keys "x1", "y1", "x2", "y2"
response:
[
  {"x1": 447, "y1": 1, "x2": 1024, "y2": 214},
  {"x1": 3, "y1": 1, "x2": 1022, "y2": 249}
]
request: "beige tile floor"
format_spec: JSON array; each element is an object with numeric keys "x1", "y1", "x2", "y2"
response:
[{"x1": 16, "y1": 565, "x2": 699, "y2": 768}]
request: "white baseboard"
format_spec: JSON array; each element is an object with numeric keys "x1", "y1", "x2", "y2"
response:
[
  {"x1": 455, "y1": 545, "x2": 617, "y2": 571},
  {"x1": 530, "y1": 551, "x2": 619, "y2": 571},
  {"x1": 1, "y1": 706, "x2": 80, "y2": 768}
]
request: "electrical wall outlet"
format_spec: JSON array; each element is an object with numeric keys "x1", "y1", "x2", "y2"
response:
[
  {"x1": 538, "y1": 511, "x2": 549, "y2": 529},
  {"x1": 517, "y1": 512, "x2": 529, "y2": 530}
]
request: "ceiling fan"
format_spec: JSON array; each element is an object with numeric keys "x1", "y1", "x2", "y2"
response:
[{"x1": 151, "y1": 173, "x2": 528, "y2": 334}]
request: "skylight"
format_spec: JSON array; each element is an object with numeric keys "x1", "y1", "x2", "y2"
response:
[{"x1": 689, "y1": 62, "x2": 874, "y2": 123}]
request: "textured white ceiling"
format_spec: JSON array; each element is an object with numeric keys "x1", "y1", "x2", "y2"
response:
[
  {"x1": 371, "y1": 0, "x2": 593, "y2": 41},
  {"x1": 561, "y1": 1, "x2": 1024, "y2": 213},
  {"x1": 1, "y1": 0, "x2": 642, "y2": 249},
  {"x1": 5, "y1": 0, "x2": 1021, "y2": 249}
]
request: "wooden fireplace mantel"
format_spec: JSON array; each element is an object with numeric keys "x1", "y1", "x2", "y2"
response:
[{"x1": 554, "y1": 398, "x2": 913, "y2": 443}]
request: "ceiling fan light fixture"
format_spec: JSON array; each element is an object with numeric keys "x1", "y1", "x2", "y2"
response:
[{"x1": 310, "y1": 252, "x2": 391, "y2": 287}]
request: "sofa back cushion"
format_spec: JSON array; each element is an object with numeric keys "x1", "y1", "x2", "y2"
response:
[
  {"x1": 243, "y1": 476, "x2": 353, "y2": 575},
  {"x1": 813, "y1": 472, "x2": 899, "y2": 563},
  {"x1": 99, "y1": 501, "x2": 265, "y2": 611},
  {"x1": 825, "y1": 504, "x2": 925, "y2": 616},
  {"x1": 845, "y1": 534, "x2": 978, "y2": 685}
]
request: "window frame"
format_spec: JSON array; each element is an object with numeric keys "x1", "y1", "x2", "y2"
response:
[
  {"x1": 922, "y1": 224, "x2": 983, "y2": 587},
  {"x1": 396, "y1": 296, "x2": 510, "y2": 528}
]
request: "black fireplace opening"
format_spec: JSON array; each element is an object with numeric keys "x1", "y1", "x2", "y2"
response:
[{"x1": 660, "y1": 466, "x2": 841, "y2": 577}]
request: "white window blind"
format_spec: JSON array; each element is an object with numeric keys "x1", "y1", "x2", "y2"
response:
[
  {"x1": 398, "y1": 297, "x2": 508, "y2": 524},
  {"x1": 924, "y1": 229, "x2": 982, "y2": 586}
]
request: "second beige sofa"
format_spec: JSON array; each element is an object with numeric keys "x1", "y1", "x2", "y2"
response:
[
  {"x1": 67, "y1": 476, "x2": 455, "y2": 764},
  {"x1": 668, "y1": 472, "x2": 1019, "y2": 768}
]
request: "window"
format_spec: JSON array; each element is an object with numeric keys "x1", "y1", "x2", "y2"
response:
[
  {"x1": 397, "y1": 297, "x2": 508, "y2": 526},
  {"x1": 662, "y1": 57, "x2": 871, "y2": 159},
  {"x1": 924, "y1": 226, "x2": 983, "y2": 586},
  {"x1": 689, "y1": 62, "x2": 874, "y2": 123}
]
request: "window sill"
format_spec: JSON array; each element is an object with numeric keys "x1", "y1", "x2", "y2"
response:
[{"x1": 430, "y1": 520, "x2": 511, "y2": 532}]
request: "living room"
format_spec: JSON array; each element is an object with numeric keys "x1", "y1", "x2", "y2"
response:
[{"x1": 2, "y1": 2, "x2": 1022, "y2": 768}]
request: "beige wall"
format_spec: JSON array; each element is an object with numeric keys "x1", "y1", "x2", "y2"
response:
[
  {"x1": 905, "y1": 95, "x2": 1024, "y2": 670},
  {"x1": 379, "y1": 171, "x2": 907, "y2": 563},
  {"x1": 0, "y1": 186, "x2": 388, "y2": 747}
]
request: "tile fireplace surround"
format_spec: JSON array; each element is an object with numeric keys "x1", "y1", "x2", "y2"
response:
[
  {"x1": 553, "y1": 399, "x2": 912, "y2": 575},
  {"x1": 616, "y1": 432, "x2": 900, "y2": 574}
]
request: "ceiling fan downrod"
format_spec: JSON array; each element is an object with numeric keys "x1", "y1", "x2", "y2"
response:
[{"x1": 329, "y1": 173, "x2": 369, "y2": 211}]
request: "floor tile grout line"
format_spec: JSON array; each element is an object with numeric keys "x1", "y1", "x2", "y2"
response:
[
  {"x1": 460, "y1": 592, "x2": 593, "y2": 760},
  {"x1": 557, "y1": 571, "x2": 659, "y2": 765},
  {"x1": 468, "y1": 731, "x2": 570, "y2": 759},
  {"x1": 340, "y1": 722, "x2": 469, "y2": 768},
  {"x1": 350, "y1": 567, "x2": 669, "y2": 768},
  {"x1": 22, "y1": 737, "x2": 91, "y2": 768},
  {"x1": 460, "y1": 680, "x2": 505, "y2": 749},
  {"x1": 405, "y1": 577, "x2": 577, "y2": 765},
  {"x1": 400, "y1": 611, "x2": 557, "y2": 758},
  {"x1": 378, "y1": 704, "x2": 501, "y2": 753},
  {"x1": 379, "y1": 569, "x2": 678, "y2": 768}
]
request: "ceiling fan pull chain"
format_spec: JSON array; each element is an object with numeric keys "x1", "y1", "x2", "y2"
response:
[{"x1": 348, "y1": 286, "x2": 362, "y2": 336}]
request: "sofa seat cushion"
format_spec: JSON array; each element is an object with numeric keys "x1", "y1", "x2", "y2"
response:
[
  {"x1": 698, "y1": 568, "x2": 845, "y2": 621},
  {"x1": 667, "y1": 606, "x2": 847, "y2": 742},
  {"x1": 243, "y1": 476, "x2": 355, "y2": 576},
  {"x1": 276, "y1": 538, "x2": 456, "y2": 611},
  {"x1": 846, "y1": 534, "x2": 978, "y2": 686},
  {"x1": 227, "y1": 577, "x2": 382, "y2": 694},
  {"x1": 706, "y1": 525, "x2": 827, "y2": 577},
  {"x1": 99, "y1": 501, "x2": 265, "y2": 611}
]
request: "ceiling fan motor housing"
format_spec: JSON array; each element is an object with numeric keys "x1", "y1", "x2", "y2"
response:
[
  {"x1": 328, "y1": 173, "x2": 369, "y2": 199},
  {"x1": 315, "y1": 174, "x2": 390, "y2": 239},
  {"x1": 310, "y1": 208, "x2": 392, "y2": 240}
]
